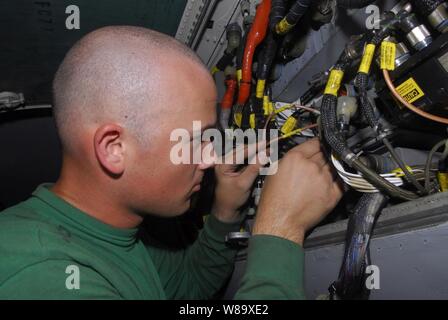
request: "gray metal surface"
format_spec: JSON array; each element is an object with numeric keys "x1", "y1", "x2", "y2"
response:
[
  {"x1": 194, "y1": 0, "x2": 243, "y2": 67},
  {"x1": 305, "y1": 221, "x2": 448, "y2": 299},
  {"x1": 176, "y1": 0, "x2": 219, "y2": 48},
  {"x1": 224, "y1": 192, "x2": 448, "y2": 299},
  {"x1": 305, "y1": 192, "x2": 448, "y2": 299},
  {"x1": 306, "y1": 184, "x2": 448, "y2": 248},
  {"x1": 193, "y1": 0, "x2": 267, "y2": 68}
]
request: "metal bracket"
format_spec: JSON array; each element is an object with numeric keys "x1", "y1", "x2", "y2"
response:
[{"x1": 175, "y1": 0, "x2": 219, "y2": 49}]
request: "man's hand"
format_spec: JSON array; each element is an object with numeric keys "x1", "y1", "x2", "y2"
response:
[
  {"x1": 212, "y1": 143, "x2": 266, "y2": 223},
  {"x1": 252, "y1": 139, "x2": 343, "y2": 246}
]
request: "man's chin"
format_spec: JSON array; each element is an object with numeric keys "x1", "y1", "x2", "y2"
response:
[
  {"x1": 140, "y1": 199, "x2": 191, "y2": 218},
  {"x1": 169, "y1": 199, "x2": 191, "y2": 217}
]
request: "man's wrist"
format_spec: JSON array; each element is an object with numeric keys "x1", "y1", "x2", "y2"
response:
[{"x1": 252, "y1": 224, "x2": 306, "y2": 246}]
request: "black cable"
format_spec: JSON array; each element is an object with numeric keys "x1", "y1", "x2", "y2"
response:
[
  {"x1": 424, "y1": 139, "x2": 448, "y2": 193},
  {"x1": 330, "y1": 192, "x2": 388, "y2": 300},
  {"x1": 215, "y1": 24, "x2": 243, "y2": 72},
  {"x1": 284, "y1": 0, "x2": 311, "y2": 26},
  {"x1": 320, "y1": 44, "x2": 420, "y2": 200},
  {"x1": 257, "y1": 34, "x2": 278, "y2": 81},
  {"x1": 351, "y1": 159, "x2": 419, "y2": 200},
  {"x1": 216, "y1": 52, "x2": 235, "y2": 72},
  {"x1": 236, "y1": 29, "x2": 250, "y2": 71},
  {"x1": 354, "y1": 73, "x2": 378, "y2": 127},
  {"x1": 257, "y1": 0, "x2": 286, "y2": 81},
  {"x1": 344, "y1": 19, "x2": 422, "y2": 200},
  {"x1": 320, "y1": 92, "x2": 418, "y2": 200},
  {"x1": 383, "y1": 138, "x2": 427, "y2": 195},
  {"x1": 270, "y1": 0, "x2": 287, "y2": 30}
]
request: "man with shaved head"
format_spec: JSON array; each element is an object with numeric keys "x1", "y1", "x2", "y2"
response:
[{"x1": 0, "y1": 26, "x2": 342, "y2": 299}]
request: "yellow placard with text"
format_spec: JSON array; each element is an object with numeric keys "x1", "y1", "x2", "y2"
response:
[{"x1": 396, "y1": 78, "x2": 425, "y2": 104}]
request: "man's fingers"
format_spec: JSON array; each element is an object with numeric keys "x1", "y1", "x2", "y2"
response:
[
  {"x1": 240, "y1": 162, "x2": 263, "y2": 185},
  {"x1": 246, "y1": 139, "x2": 271, "y2": 165},
  {"x1": 310, "y1": 151, "x2": 328, "y2": 168},
  {"x1": 221, "y1": 139, "x2": 269, "y2": 165},
  {"x1": 290, "y1": 138, "x2": 321, "y2": 159},
  {"x1": 331, "y1": 177, "x2": 344, "y2": 201},
  {"x1": 323, "y1": 162, "x2": 339, "y2": 181},
  {"x1": 321, "y1": 163, "x2": 344, "y2": 200},
  {"x1": 217, "y1": 139, "x2": 271, "y2": 178},
  {"x1": 240, "y1": 146, "x2": 272, "y2": 184}
]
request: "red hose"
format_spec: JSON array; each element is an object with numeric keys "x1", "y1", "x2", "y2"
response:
[
  {"x1": 237, "y1": 0, "x2": 272, "y2": 106},
  {"x1": 221, "y1": 76, "x2": 237, "y2": 110}
]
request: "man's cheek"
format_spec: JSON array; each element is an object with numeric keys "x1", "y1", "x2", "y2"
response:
[{"x1": 164, "y1": 173, "x2": 188, "y2": 195}]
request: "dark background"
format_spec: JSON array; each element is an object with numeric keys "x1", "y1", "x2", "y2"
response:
[{"x1": 0, "y1": 0, "x2": 188, "y2": 208}]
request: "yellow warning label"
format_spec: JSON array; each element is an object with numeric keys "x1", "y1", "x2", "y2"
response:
[
  {"x1": 276, "y1": 18, "x2": 293, "y2": 35},
  {"x1": 281, "y1": 116, "x2": 298, "y2": 135},
  {"x1": 392, "y1": 165, "x2": 413, "y2": 177},
  {"x1": 268, "y1": 102, "x2": 274, "y2": 116},
  {"x1": 263, "y1": 96, "x2": 274, "y2": 117},
  {"x1": 263, "y1": 96, "x2": 270, "y2": 116},
  {"x1": 256, "y1": 80, "x2": 266, "y2": 99},
  {"x1": 236, "y1": 69, "x2": 242, "y2": 86},
  {"x1": 249, "y1": 113, "x2": 256, "y2": 129},
  {"x1": 438, "y1": 172, "x2": 448, "y2": 192},
  {"x1": 380, "y1": 41, "x2": 396, "y2": 71},
  {"x1": 324, "y1": 69, "x2": 344, "y2": 96},
  {"x1": 234, "y1": 112, "x2": 242, "y2": 127},
  {"x1": 396, "y1": 78, "x2": 425, "y2": 103},
  {"x1": 358, "y1": 44, "x2": 376, "y2": 74}
]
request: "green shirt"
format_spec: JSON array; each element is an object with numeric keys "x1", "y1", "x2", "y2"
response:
[{"x1": 0, "y1": 184, "x2": 305, "y2": 299}]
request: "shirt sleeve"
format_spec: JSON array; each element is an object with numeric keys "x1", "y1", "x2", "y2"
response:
[
  {"x1": 0, "y1": 259, "x2": 122, "y2": 300},
  {"x1": 146, "y1": 214, "x2": 241, "y2": 299},
  {"x1": 234, "y1": 234, "x2": 306, "y2": 300}
]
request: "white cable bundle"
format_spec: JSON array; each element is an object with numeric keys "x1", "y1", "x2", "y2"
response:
[{"x1": 331, "y1": 154, "x2": 422, "y2": 193}]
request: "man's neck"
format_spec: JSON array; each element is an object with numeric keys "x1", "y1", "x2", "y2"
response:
[{"x1": 51, "y1": 162, "x2": 143, "y2": 229}]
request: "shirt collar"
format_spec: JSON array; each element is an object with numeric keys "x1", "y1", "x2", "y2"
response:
[{"x1": 32, "y1": 183, "x2": 139, "y2": 247}]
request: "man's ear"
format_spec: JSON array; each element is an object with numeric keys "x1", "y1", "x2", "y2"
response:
[{"x1": 93, "y1": 124, "x2": 126, "y2": 177}]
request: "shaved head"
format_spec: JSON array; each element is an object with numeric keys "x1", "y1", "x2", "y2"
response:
[
  {"x1": 53, "y1": 25, "x2": 210, "y2": 151},
  {"x1": 51, "y1": 26, "x2": 218, "y2": 223}
]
